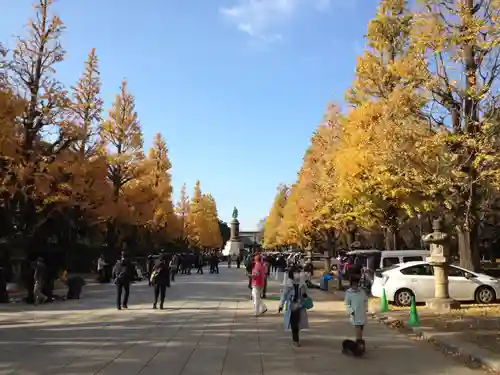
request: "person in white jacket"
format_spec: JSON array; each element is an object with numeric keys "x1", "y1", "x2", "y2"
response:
[{"x1": 344, "y1": 273, "x2": 368, "y2": 351}]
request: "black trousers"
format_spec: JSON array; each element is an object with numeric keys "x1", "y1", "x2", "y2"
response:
[
  {"x1": 116, "y1": 283, "x2": 130, "y2": 308},
  {"x1": 171, "y1": 269, "x2": 176, "y2": 281},
  {"x1": 290, "y1": 308, "x2": 301, "y2": 343},
  {"x1": 197, "y1": 266, "x2": 203, "y2": 274},
  {"x1": 154, "y1": 283, "x2": 167, "y2": 306},
  {"x1": 261, "y1": 276, "x2": 268, "y2": 298}
]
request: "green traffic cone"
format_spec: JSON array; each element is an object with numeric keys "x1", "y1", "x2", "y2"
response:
[
  {"x1": 407, "y1": 296, "x2": 420, "y2": 327},
  {"x1": 379, "y1": 288, "x2": 389, "y2": 313}
]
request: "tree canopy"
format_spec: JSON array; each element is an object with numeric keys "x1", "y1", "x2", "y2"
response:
[
  {"x1": 263, "y1": 0, "x2": 500, "y2": 271},
  {"x1": 0, "y1": 0, "x2": 225, "y2": 268}
]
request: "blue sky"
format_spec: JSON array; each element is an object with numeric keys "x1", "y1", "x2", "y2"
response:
[{"x1": 2, "y1": 0, "x2": 380, "y2": 230}]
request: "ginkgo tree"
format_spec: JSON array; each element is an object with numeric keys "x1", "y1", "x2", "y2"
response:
[
  {"x1": 144, "y1": 133, "x2": 176, "y2": 244},
  {"x1": 175, "y1": 183, "x2": 191, "y2": 246},
  {"x1": 185, "y1": 181, "x2": 222, "y2": 250},
  {"x1": 406, "y1": 0, "x2": 500, "y2": 270},
  {"x1": 0, "y1": 0, "x2": 226, "y2": 291},
  {"x1": 279, "y1": 104, "x2": 343, "y2": 252},
  {"x1": 99, "y1": 80, "x2": 145, "y2": 252},
  {"x1": 263, "y1": 184, "x2": 289, "y2": 249},
  {"x1": 199, "y1": 194, "x2": 223, "y2": 249},
  {"x1": 333, "y1": 0, "x2": 433, "y2": 250}
]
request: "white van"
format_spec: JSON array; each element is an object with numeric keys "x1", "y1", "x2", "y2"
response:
[
  {"x1": 346, "y1": 249, "x2": 430, "y2": 270},
  {"x1": 379, "y1": 250, "x2": 429, "y2": 269}
]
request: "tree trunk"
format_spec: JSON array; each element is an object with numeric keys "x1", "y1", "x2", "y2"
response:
[
  {"x1": 456, "y1": 0, "x2": 480, "y2": 273},
  {"x1": 322, "y1": 229, "x2": 334, "y2": 271},
  {"x1": 456, "y1": 225, "x2": 480, "y2": 271},
  {"x1": 384, "y1": 225, "x2": 399, "y2": 250}
]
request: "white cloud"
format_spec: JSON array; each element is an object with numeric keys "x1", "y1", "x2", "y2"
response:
[{"x1": 220, "y1": 0, "x2": 332, "y2": 42}]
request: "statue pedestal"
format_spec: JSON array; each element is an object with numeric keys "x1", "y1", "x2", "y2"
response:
[
  {"x1": 222, "y1": 240, "x2": 242, "y2": 257},
  {"x1": 223, "y1": 213, "x2": 242, "y2": 258}
]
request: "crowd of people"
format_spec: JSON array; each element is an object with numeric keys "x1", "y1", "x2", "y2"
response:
[
  {"x1": 92, "y1": 249, "x2": 370, "y2": 354},
  {"x1": 23, "y1": 246, "x2": 368, "y2": 355},
  {"x1": 245, "y1": 251, "x2": 368, "y2": 354},
  {"x1": 108, "y1": 250, "x2": 228, "y2": 310}
]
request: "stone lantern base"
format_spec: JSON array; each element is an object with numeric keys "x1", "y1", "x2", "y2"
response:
[{"x1": 425, "y1": 298, "x2": 461, "y2": 313}]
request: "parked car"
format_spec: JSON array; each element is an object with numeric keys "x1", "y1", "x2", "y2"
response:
[{"x1": 371, "y1": 261, "x2": 500, "y2": 306}]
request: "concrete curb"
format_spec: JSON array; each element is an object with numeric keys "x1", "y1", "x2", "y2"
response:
[{"x1": 372, "y1": 313, "x2": 500, "y2": 373}]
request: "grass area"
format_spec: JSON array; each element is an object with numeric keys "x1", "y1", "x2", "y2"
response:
[{"x1": 370, "y1": 298, "x2": 500, "y2": 354}]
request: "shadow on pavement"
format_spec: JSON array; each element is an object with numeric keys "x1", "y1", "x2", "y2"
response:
[{"x1": 0, "y1": 268, "x2": 485, "y2": 375}]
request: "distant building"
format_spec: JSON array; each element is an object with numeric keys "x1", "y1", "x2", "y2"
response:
[{"x1": 239, "y1": 231, "x2": 262, "y2": 251}]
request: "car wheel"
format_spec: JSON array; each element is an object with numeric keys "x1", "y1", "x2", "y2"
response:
[
  {"x1": 475, "y1": 285, "x2": 496, "y2": 304},
  {"x1": 394, "y1": 288, "x2": 414, "y2": 307}
]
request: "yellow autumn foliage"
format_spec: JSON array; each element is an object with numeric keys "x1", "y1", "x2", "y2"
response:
[
  {"x1": 0, "y1": 0, "x2": 223, "y2": 257},
  {"x1": 264, "y1": 0, "x2": 500, "y2": 270}
]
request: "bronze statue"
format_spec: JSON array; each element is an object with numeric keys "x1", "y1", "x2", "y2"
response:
[{"x1": 232, "y1": 206, "x2": 238, "y2": 219}]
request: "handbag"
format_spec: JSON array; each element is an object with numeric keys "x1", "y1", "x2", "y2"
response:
[
  {"x1": 150, "y1": 269, "x2": 158, "y2": 283},
  {"x1": 302, "y1": 297, "x2": 314, "y2": 310}
]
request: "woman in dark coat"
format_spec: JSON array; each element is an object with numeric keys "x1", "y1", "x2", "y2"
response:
[{"x1": 151, "y1": 255, "x2": 170, "y2": 309}]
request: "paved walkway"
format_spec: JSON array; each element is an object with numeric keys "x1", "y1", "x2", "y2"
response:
[{"x1": 0, "y1": 267, "x2": 487, "y2": 375}]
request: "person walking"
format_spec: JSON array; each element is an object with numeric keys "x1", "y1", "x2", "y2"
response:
[
  {"x1": 33, "y1": 258, "x2": 48, "y2": 305},
  {"x1": 261, "y1": 256, "x2": 270, "y2": 299},
  {"x1": 151, "y1": 255, "x2": 170, "y2": 309},
  {"x1": 303, "y1": 259, "x2": 314, "y2": 283},
  {"x1": 170, "y1": 254, "x2": 178, "y2": 281},
  {"x1": 185, "y1": 254, "x2": 193, "y2": 275},
  {"x1": 214, "y1": 251, "x2": 220, "y2": 274},
  {"x1": 112, "y1": 252, "x2": 134, "y2": 310},
  {"x1": 210, "y1": 252, "x2": 218, "y2": 274},
  {"x1": 251, "y1": 255, "x2": 267, "y2": 316},
  {"x1": 245, "y1": 255, "x2": 254, "y2": 298},
  {"x1": 196, "y1": 253, "x2": 204, "y2": 274},
  {"x1": 277, "y1": 254, "x2": 287, "y2": 282},
  {"x1": 278, "y1": 269, "x2": 310, "y2": 347},
  {"x1": 147, "y1": 255, "x2": 155, "y2": 286},
  {"x1": 97, "y1": 254, "x2": 106, "y2": 283},
  {"x1": 344, "y1": 272, "x2": 368, "y2": 354}
]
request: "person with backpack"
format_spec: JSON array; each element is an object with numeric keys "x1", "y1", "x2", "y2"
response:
[
  {"x1": 150, "y1": 255, "x2": 171, "y2": 309},
  {"x1": 112, "y1": 252, "x2": 134, "y2": 310}
]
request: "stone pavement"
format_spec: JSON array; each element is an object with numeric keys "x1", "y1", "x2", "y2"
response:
[{"x1": 0, "y1": 267, "x2": 488, "y2": 375}]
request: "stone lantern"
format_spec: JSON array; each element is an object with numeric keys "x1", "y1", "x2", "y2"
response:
[{"x1": 421, "y1": 218, "x2": 460, "y2": 312}]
